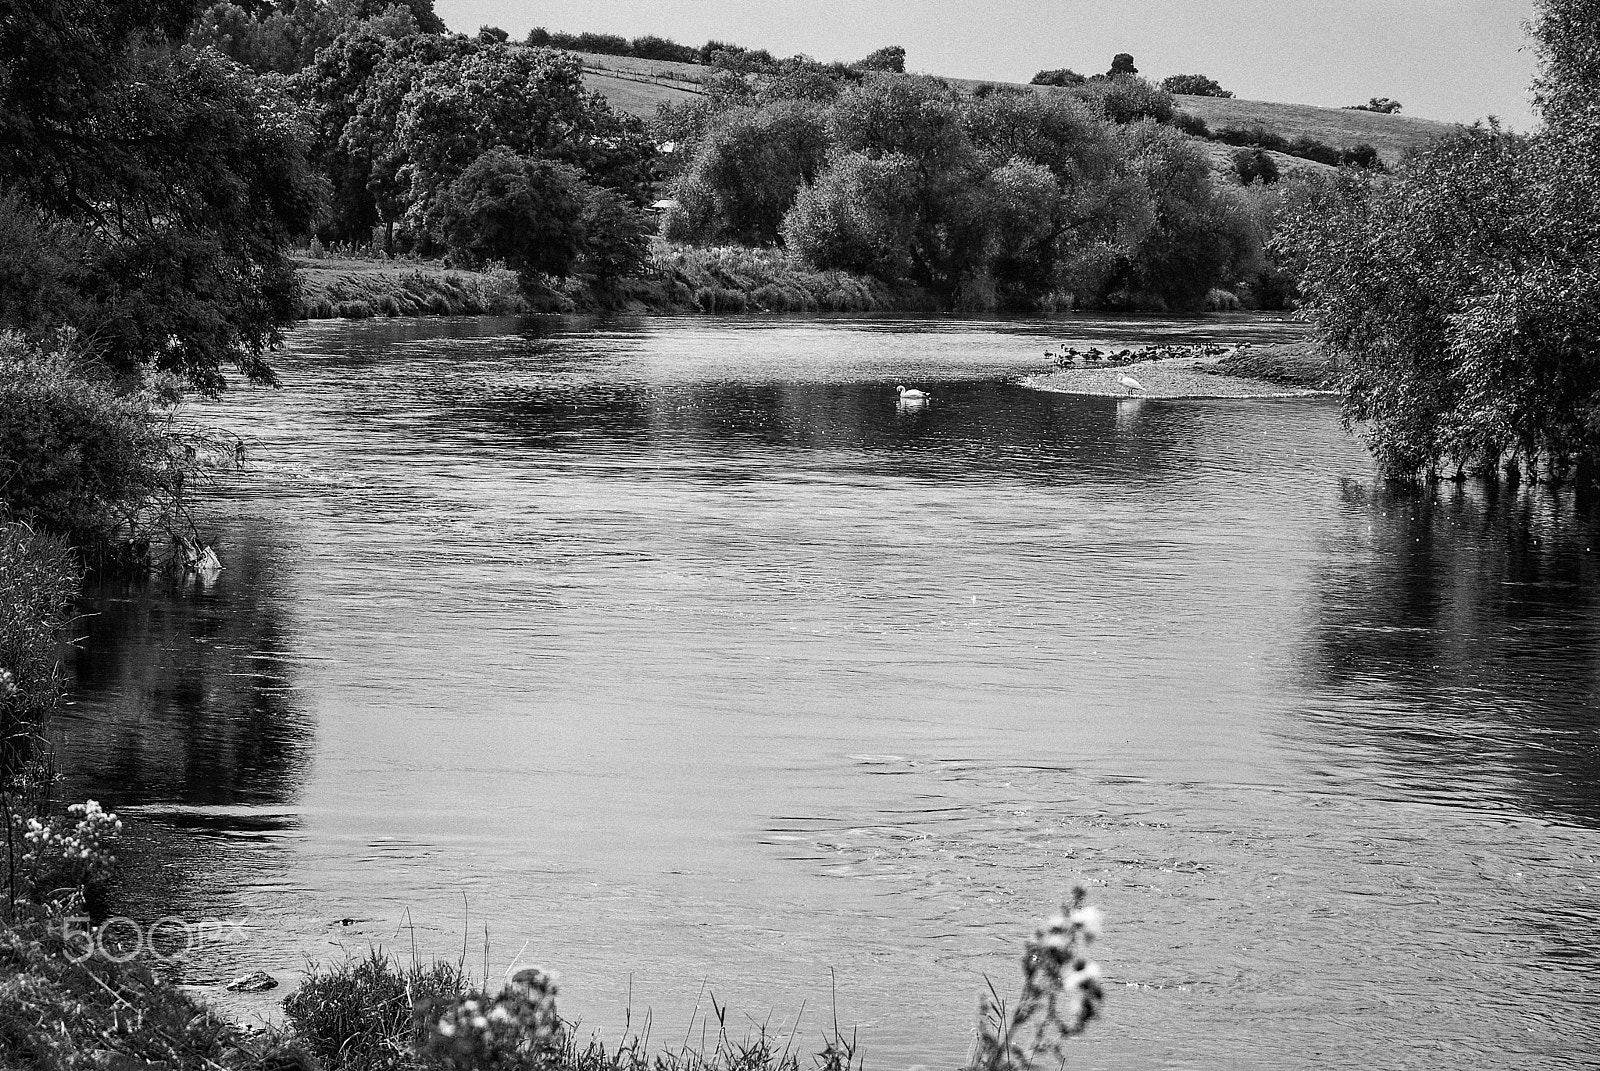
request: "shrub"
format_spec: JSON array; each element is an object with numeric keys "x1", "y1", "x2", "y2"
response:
[
  {"x1": 1090, "y1": 75, "x2": 1176, "y2": 124},
  {"x1": 1233, "y1": 148, "x2": 1281, "y2": 185},
  {"x1": 1345, "y1": 96, "x2": 1403, "y2": 113},
  {"x1": 1171, "y1": 110, "x2": 1211, "y2": 137},
  {"x1": 1288, "y1": 135, "x2": 1342, "y2": 166},
  {"x1": 1031, "y1": 68, "x2": 1086, "y2": 87},
  {"x1": 0, "y1": 334, "x2": 184, "y2": 554},
  {"x1": 1340, "y1": 143, "x2": 1382, "y2": 169},
  {"x1": 1204, "y1": 287, "x2": 1244, "y2": 310},
  {"x1": 1162, "y1": 73, "x2": 1233, "y2": 97}
]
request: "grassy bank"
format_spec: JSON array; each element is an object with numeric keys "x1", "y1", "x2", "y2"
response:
[
  {"x1": 295, "y1": 243, "x2": 932, "y2": 321},
  {"x1": 296, "y1": 256, "x2": 530, "y2": 319}
]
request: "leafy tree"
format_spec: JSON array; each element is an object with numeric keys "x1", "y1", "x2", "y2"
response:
[
  {"x1": 1278, "y1": 0, "x2": 1600, "y2": 486},
  {"x1": 296, "y1": 18, "x2": 426, "y2": 245},
  {"x1": 782, "y1": 152, "x2": 925, "y2": 282},
  {"x1": 630, "y1": 35, "x2": 698, "y2": 63},
  {"x1": 331, "y1": 31, "x2": 478, "y2": 248},
  {"x1": 1108, "y1": 53, "x2": 1137, "y2": 76},
  {"x1": 1161, "y1": 73, "x2": 1232, "y2": 97},
  {"x1": 188, "y1": 0, "x2": 443, "y2": 73},
  {"x1": 855, "y1": 46, "x2": 906, "y2": 73},
  {"x1": 1, "y1": 2, "x2": 322, "y2": 388},
  {"x1": 393, "y1": 44, "x2": 656, "y2": 214},
  {"x1": 1098, "y1": 122, "x2": 1257, "y2": 310},
  {"x1": 666, "y1": 102, "x2": 832, "y2": 245},
  {"x1": 433, "y1": 149, "x2": 587, "y2": 280},
  {"x1": 578, "y1": 187, "x2": 652, "y2": 284}
]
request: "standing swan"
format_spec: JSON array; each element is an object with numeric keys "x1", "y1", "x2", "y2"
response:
[
  {"x1": 897, "y1": 384, "x2": 930, "y2": 401},
  {"x1": 1117, "y1": 374, "x2": 1145, "y2": 396}
]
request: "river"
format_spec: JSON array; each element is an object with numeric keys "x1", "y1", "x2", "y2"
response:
[{"x1": 61, "y1": 315, "x2": 1600, "y2": 1070}]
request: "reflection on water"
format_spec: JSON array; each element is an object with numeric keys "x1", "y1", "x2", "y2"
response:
[
  {"x1": 62, "y1": 519, "x2": 312, "y2": 936},
  {"x1": 63, "y1": 315, "x2": 1600, "y2": 1068},
  {"x1": 1302, "y1": 480, "x2": 1600, "y2": 824}
]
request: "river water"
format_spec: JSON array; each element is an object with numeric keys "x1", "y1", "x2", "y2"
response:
[{"x1": 61, "y1": 315, "x2": 1600, "y2": 1070}]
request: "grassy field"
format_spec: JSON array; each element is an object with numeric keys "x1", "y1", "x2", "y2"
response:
[
  {"x1": 1172, "y1": 94, "x2": 1458, "y2": 166},
  {"x1": 570, "y1": 51, "x2": 1452, "y2": 166}
]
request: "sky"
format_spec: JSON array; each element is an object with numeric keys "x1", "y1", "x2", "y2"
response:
[{"x1": 432, "y1": 0, "x2": 1542, "y2": 128}]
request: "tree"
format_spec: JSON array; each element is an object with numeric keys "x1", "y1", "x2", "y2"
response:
[
  {"x1": 1108, "y1": 53, "x2": 1137, "y2": 76},
  {"x1": 1098, "y1": 122, "x2": 1257, "y2": 310},
  {"x1": 666, "y1": 102, "x2": 831, "y2": 246},
  {"x1": 1161, "y1": 73, "x2": 1232, "y2": 98},
  {"x1": 187, "y1": 0, "x2": 445, "y2": 73},
  {"x1": 1, "y1": 2, "x2": 322, "y2": 389},
  {"x1": 393, "y1": 44, "x2": 657, "y2": 214},
  {"x1": 855, "y1": 45, "x2": 906, "y2": 73},
  {"x1": 433, "y1": 149, "x2": 587, "y2": 280},
  {"x1": 1278, "y1": 0, "x2": 1600, "y2": 486},
  {"x1": 578, "y1": 187, "x2": 651, "y2": 285}
]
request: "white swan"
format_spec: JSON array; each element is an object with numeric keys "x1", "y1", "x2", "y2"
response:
[
  {"x1": 1117, "y1": 374, "x2": 1146, "y2": 395},
  {"x1": 897, "y1": 384, "x2": 929, "y2": 401}
]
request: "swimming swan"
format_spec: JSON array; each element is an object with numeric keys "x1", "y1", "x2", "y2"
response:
[{"x1": 897, "y1": 385, "x2": 930, "y2": 401}]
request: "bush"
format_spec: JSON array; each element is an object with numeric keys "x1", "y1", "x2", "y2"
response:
[
  {"x1": 1217, "y1": 125, "x2": 1289, "y2": 153},
  {"x1": 1345, "y1": 96, "x2": 1402, "y2": 113},
  {"x1": 1162, "y1": 73, "x2": 1233, "y2": 97},
  {"x1": 0, "y1": 334, "x2": 184, "y2": 554},
  {"x1": 854, "y1": 45, "x2": 906, "y2": 73},
  {"x1": 1090, "y1": 75, "x2": 1176, "y2": 124},
  {"x1": 1232, "y1": 148, "x2": 1280, "y2": 185},
  {"x1": 1171, "y1": 110, "x2": 1211, "y2": 137},
  {"x1": 1031, "y1": 68, "x2": 1086, "y2": 87}
]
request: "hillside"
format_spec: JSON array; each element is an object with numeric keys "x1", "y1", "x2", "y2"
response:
[
  {"x1": 571, "y1": 51, "x2": 1452, "y2": 167},
  {"x1": 1172, "y1": 94, "x2": 1458, "y2": 166}
]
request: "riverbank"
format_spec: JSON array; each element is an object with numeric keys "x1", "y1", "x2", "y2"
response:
[
  {"x1": 1027, "y1": 340, "x2": 1337, "y2": 398},
  {"x1": 295, "y1": 244, "x2": 932, "y2": 320}
]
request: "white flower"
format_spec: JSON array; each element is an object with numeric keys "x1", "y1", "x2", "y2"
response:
[{"x1": 1069, "y1": 906, "x2": 1103, "y2": 939}]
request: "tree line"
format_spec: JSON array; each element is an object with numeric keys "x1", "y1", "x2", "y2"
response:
[{"x1": 654, "y1": 58, "x2": 1285, "y2": 311}]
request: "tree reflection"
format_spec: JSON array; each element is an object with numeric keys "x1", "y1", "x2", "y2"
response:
[
  {"x1": 62, "y1": 518, "x2": 313, "y2": 807},
  {"x1": 1301, "y1": 480, "x2": 1600, "y2": 825}
]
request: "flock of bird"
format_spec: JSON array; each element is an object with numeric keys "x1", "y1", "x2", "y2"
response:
[
  {"x1": 895, "y1": 341, "x2": 1250, "y2": 403},
  {"x1": 1050, "y1": 342, "x2": 1241, "y2": 368}
]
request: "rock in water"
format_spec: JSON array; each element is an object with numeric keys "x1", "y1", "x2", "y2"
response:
[{"x1": 225, "y1": 971, "x2": 278, "y2": 993}]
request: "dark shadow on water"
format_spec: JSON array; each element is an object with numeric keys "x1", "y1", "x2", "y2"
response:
[
  {"x1": 1297, "y1": 479, "x2": 1600, "y2": 826},
  {"x1": 63, "y1": 521, "x2": 313, "y2": 808},
  {"x1": 60, "y1": 519, "x2": 313, "y2": 923}
]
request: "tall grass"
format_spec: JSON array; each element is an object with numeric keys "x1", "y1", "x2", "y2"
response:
[
  {"x1": 0, "y1": 522, "x2": 76, "y2": 806},
  {"x1": 286, "y1": 892, "x2": 1103, "y2": 1071},
  {"x1": 297, "y1": 261, "x2": 530, "y2": 320},
  {"x1": 645, "y1": 242, "x2": 929, "y2": 313}
]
